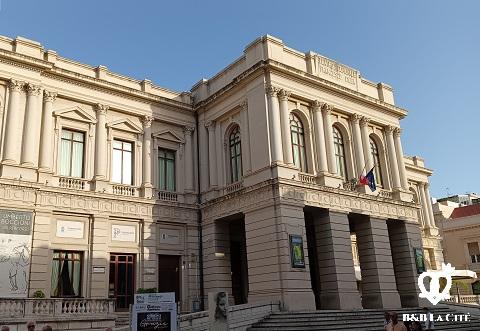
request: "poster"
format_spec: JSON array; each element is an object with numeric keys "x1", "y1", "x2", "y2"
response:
[
  {"x1": 414, "y1": 248, "x2": 426, "y2": 274},
  {"x1": 132, "y1": 293, "x2": 177, "y2": 331},
  {"x1": 0, "y1": 210, "x2": 33, "y2": 297},
  {"x1": 290, "y1": 235, "x2": 305, "y2": 268}
]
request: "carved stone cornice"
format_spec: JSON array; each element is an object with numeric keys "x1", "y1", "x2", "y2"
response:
[
  {"x1": 8, "y1": 79, "x2": 25, "y2": 92},
  {"x1": 95, "y1": 103, "x2": 109, "y2": 115},
  {"x1": 183, "y1": 125, "x2": 195, "y2": 135},
  {"x1": 277, "y1": 89, "x2": 291, "y2": 101},
  {"x1": 43, "y1": 90, "x2": 57, "y2": 103},
  {"x1": 311, "y1": 100, "x2": 323, "y2": 111},
  {"x1": 26, "y1": 83, "x2": 42, "y2": 96},
  {"x1": 321, "y1": 103, "x2": 333, "y2": 114},
  {"x1": 265, "y1": 84, "x2": 279, "y2": 97},
  {"x1": 142, "y1": 115, "x2": 154, "y2": 128}
]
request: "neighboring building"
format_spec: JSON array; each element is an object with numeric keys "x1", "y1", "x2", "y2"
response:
[
  {"x1": 0, "y1": 34, "x2": 441, "y2": 313},
  {"x1": 437, "y1": 193, "x2": 480, "y2": 206},
  {"x1": 434, "y1": 199, "x2": 480, "y2": 294}
]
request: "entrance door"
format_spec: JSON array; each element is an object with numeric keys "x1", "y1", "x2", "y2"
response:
[
  {"x1": 109, "y1": 254, "x2": 135, "y2": 311},
  {"x1": 229, "y1": 219, "x2": 249, "y2": 305},
  {"x1": 158, "y1": 255, "x2": 180, "y2": 302}
]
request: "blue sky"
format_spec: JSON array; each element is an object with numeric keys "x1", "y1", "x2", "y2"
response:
[{"x1": 0, "y1": 1, "x2": 478, "y2": 197}]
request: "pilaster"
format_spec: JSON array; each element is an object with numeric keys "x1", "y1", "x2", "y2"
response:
[
  {"x1": 21, "y1": 83, "x2": 42, "y2": 168},
  {"x1": 266, "y1": 84, "x2": 283, "y2": 164},
  {"x1": 278, "y1": 89, "x2": 293, "y2": 165},
  {"x1": 93, "y1": 104, "x2": 109, "y2": 191}
]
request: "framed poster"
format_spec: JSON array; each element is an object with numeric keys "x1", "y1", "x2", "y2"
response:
[
  {"x1": 290, "y1": 235, "x2": 305, "y2": 268},
  {"x1": 472, "y1": 281, "x2": 480, "y2": 295},
  {"x1": 131, "y1": 302, "x2": 177, "y2": 331},
  {"x1": 414, "y1": 248, "x2": 426, "y2": 274}
]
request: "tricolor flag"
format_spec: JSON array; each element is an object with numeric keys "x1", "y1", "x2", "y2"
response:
[{"x1": 359, "y1": 167, "x2": 376, "y2": 192}]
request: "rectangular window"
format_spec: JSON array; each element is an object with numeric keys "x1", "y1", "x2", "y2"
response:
[
  {"x1": 60, "y1": 129, "x2": 85, "y2": 177},
  {"x1": 112, "y1": 140, "x2": 133, "y2": 185},
  {"x1": 51, "y1": 250, "x2": 83, "y2": 297},
  {"x1": 158, "y1": 148, "x2": 175, "y2": 191},
  {"x1": 468, "y1": 242, "x2": 480, "y2": 263}
]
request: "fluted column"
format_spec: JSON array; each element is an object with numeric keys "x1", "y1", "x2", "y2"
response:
[
  {"x1": 205, "y1": 121, "x2": 217, "y2": 187},
  {"x1": 385, "y1": 126, "x2": 401, "y2": 189},
  {"x1": 322, "y1": 103, "x2": 337, "y2": 175},
  {"x1": 418, "y1": 182, "x2": 433, "y2": 229},
  {"x1": 312, "y1": 100, "x2": 328, "y2": 173},
  {"x1": 394, "y1": 128, "x2": 409, "y2": 190},
  {"x1": 266, "y1": 85, "x2": 283, "y2": 164},
  {"x1": 424, "y1": 183, "x2": 437, "y2": 229},
  {"x1": 240, "y1": 101, "x2": 251, "y2": 174},
  {"x1": 38, "y1": 91, "x2": 57, "y2": 171},
  {"x1": 278, "y1": 89, "x2": 293, "y2": 165},
  {"x1": 21, "y1": 83, "x2": 42, "y2": 166},
  {"x1": 351, "y1": 114, "x2": 365, "y2": 176},
  {"x1": 184, "y1": 126, "x2": 195, "y2": 191},
  {"x1": 360, "y1": 117, "x2": 372, "y2": 170},
  {"x1": 94, "y1": 104, "x2": 108, "y2": 180},
  {"x1": 2, "y1": 79, "x2": 25, "y2": 164},
  {"x1": 141, "y1": 116, "x2": 153, "y2": 188}
]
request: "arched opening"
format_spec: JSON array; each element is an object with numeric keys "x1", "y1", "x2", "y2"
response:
[
  {"x1": 228, "y1": 125, "x2": 242, "y2": 183},
  {"x1": 290, "y1": 113, "x2": 308, "y2": 172},
  {"x1": 333, "y1": 125, "x2": 348, "y2": 181}
]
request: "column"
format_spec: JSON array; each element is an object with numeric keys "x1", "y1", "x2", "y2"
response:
[
  {"x1": 356, "y1": 215, "x2": 401, "y2": 309},
  {"x1": 351, "y1": 114, "x2": 365, "y2": 176},
  {"x1": 312, "y1": 101, "x2": 328, "y2": 174},
  {"x1": 94, "y1": 104, "x2": 108, "y2": 180},
  {"x1": 385, "y1": 126, "x2": 401, "y2": 189},
  {"x1": 184, "y1": 126, "x2": 194, "y2": 191},
  {"x1": 418, "y1": 182, "x2": 433, "y2": 229},
  {"x1": 266, "y1": 85, "x2": 283, "y2": 164},
  {"x1": 278, "y1": 89, "x2": 293, "y2": 165},
  {"x1": 424, "y1": 183, "x2": 437, "y2": 229},
  {"x1": 38, "y1": 91, "x2": 57, "y2": 171},
  {"x1": 394, "y1": 128, "x2": 409, "y2": 190},
  {"x1": 313, "y1": 210, "x2": 361, "y2": 309},
  {"x1": 205, "y1": 121, "x2": 217, "y2": 187},
  {"x1": 388, "y1": 220, "x2": 426, "y2": 307},
  {"x1": 322, "y1": 103, "x2": 337, "y2": 175},
  {"x1": 360, "y1": 117, "x2": 372, "y2": 170},
  {"x1": 240, "y1": 101, "x2": 251, "y2": 174},
  {"x1": 2, "y1": 79, "x2": 25, "y2": 164},
  {"x1": 215, "y1": 121, "x2": 223, "y2": 187},
  {"x1": 21, "y1": 83, "x2": 42, "y2": 166},
  {"x1": 141, "y1": 116, "x2": 153, "y2": 192}
]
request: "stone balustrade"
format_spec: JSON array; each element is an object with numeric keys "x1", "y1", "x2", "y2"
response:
[
  {"x1": 58, "y1": 176, "x2": 87, "y2": 190},
  {"x1": 158, "y1": 190, "x2": 178, "y2": 202},
  {"x1": 0, "y1": 298, "x2": 115, "y2": 318},
  {"x1": 112, "y1": 184, "x2": 138, "y2": 197},
  {"x1": 444, "y1": 295, "x2": 480, "y2": 305},
  {"x1": 225, "y1": 181, "x2": 244, "y2": 194},
  {"x1": 298, "y1": 173, "x2": 317, "y2": 185}
]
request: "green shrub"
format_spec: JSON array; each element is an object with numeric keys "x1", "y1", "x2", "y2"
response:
[{"x1": 33, "y1": 290, "x2": 45, "y2": 298}]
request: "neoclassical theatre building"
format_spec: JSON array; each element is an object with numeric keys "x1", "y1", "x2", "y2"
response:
[{"x1": 0, "y1": 34, "x2": 442, "y2": 312}]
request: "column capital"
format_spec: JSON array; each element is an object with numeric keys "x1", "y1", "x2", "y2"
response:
[
  {"x1": 8, "y1": 79, "x2": 25, "y2": 92},
  {"x1": 142, "y1": 115, "x2": 154, "y2": 128},
  {"x1": 385, "y1": 125, "x2": 398, "y2": 134},
  {"x1": 205, "y1": 120, "x2": 215, "y2": 129},
  {"x1": 265, "y1": 84, "x2": 279, "y2": 97},
  {"x1": 95, "y1": 103, "x2": 109, "y2": 115},
  {"x1": 183, "y1": 125, "x2": 195, "y2": 135},
  {"x1": 321, "y1": 103, "x2": 334, "y2": 114},
  {"x1": 43, "y1": 90, "x2": 57, "y2": 102},
  {"x1": 240, "y1": 100, "x2": 248, "y2": 111},
  {"x1": 418, "y1": 181, "x2": 426, "y2": 188},
  {"x1": 393, "y1": 127, "x2": 403, "y2": 137},
  {"x1": 360, "y1": 116, "x2": 370, "y2": 126},
  {"x1": 311, "y1": 100, "x2": 324, "y2": 111},
  {"x1": 350, "y1": 113, "x2": 362, "y2": 123},
  {"x1": 26, "y1": 83, "x2": 42, "y2": 96},
  {"x1": 277, "y1": 89, "x2": 291, "y2": 101}
]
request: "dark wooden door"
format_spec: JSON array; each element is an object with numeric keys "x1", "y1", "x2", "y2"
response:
[
  {"x1": 158, "y1": 255, "x2": 181, "y2": 302},
  {"x1": 109, "y1": 254, "x2": 135, "y2": 311}
]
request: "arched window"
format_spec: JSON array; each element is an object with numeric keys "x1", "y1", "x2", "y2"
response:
[
  {"x1": 290, "y1": 113, "x2": 308, "y2": 172},
  {"x1": 333, "y1": 126, "x2": 347, "y2": 181},
  {"x1": 229, "y1": 126, "x2": 242, "y2": 182},
  {"x1": 369, "y1": 138, "x2": 384, "y2": 186}
]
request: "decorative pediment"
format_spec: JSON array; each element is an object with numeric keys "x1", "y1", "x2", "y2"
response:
[
  {"x1": 53, "y1": 107, "x2": 96, "y2": 123},
  {"x1": 152, "y1": 129, "x2": 184, "y2": 144},
  {"x1": 106, "y1": 118, "x2": 143, "y2": 134}
]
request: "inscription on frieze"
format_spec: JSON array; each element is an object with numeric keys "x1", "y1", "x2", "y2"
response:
[{"x1": 315, "y1": 55, "x2": 359, "y2": 90}]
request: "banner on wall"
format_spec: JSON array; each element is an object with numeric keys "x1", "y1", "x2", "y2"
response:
[{"x1": 0, "y1": 209, "x2": 33, "y2": 297}]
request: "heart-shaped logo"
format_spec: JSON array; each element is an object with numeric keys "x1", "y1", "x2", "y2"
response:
[{"x1": 418, "y1": 263, "x2": 455, "y2": 305}]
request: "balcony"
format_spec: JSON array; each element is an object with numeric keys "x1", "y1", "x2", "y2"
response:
[
  {"x1": 58, "y1": 176, "x2": 87, "y2": 190},
  {"x1": 225, "y1": 181, "x2": 244, "y2": 194},
  {"x1": 112, "y1": 184, "x2": 138, "y2": 197},
  {"x1": 298, "y1": 173, "x2": 317, "y2": 185},
  {"x1": 158, "y1": 190, "x2": 178, "y2": 202}
]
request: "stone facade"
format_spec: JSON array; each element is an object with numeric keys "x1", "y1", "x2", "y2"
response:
[{"x1": 0, "y1": 34, "x2": 441, "y2": 313}]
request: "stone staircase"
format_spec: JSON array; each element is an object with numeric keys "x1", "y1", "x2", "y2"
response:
[
  {"x1": 248, "y1": 307, "x2": 480, "y2": 330},
  {"x1": 115, "y1": 311, "x2": 130, "y2": 328}
]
